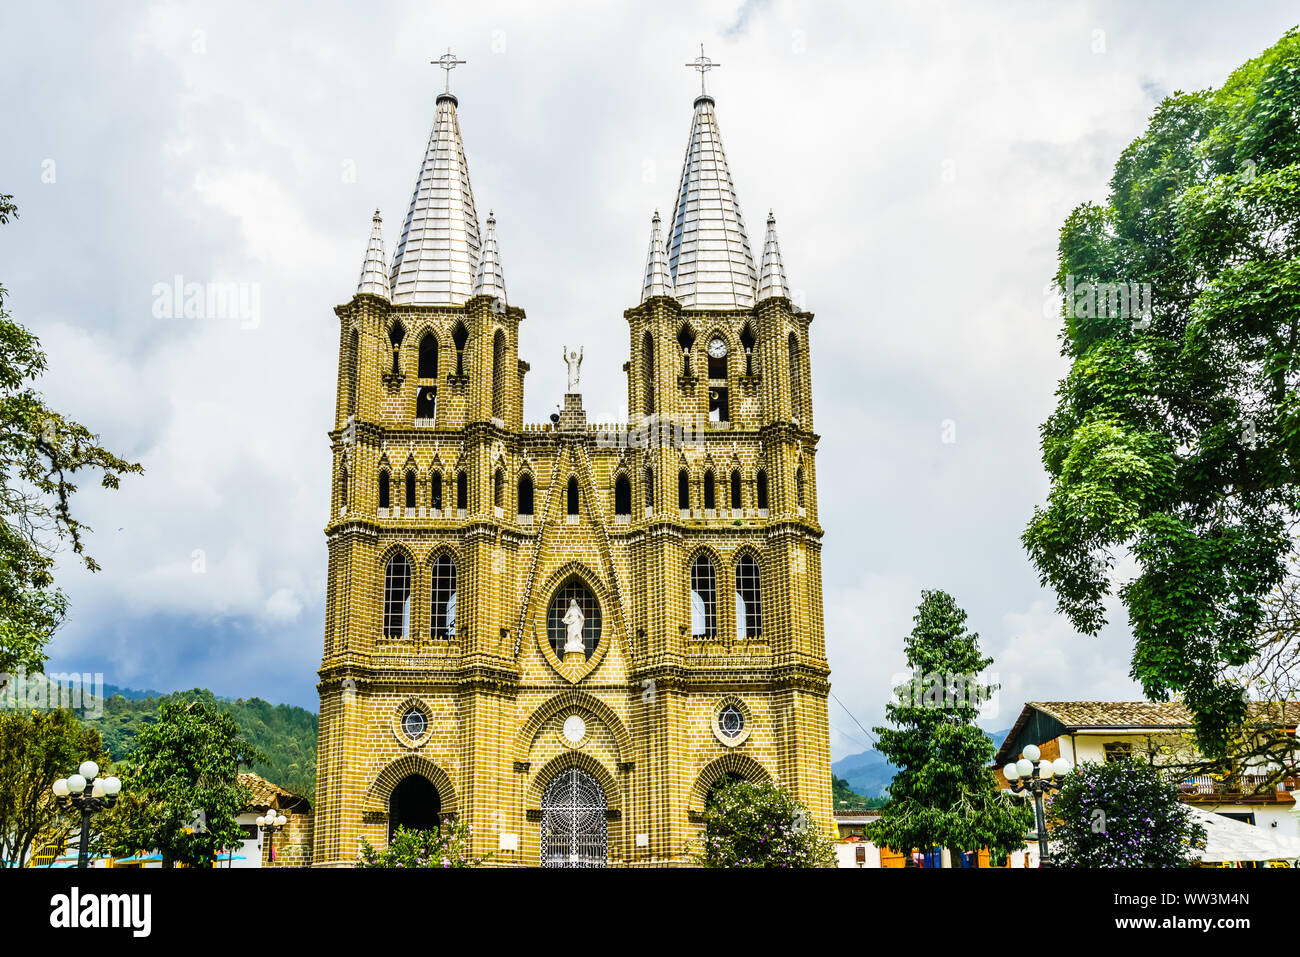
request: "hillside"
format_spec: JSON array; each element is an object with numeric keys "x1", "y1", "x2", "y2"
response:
[{"x1": 833, "y1": 728, "x2": 1010, "y2": 799}]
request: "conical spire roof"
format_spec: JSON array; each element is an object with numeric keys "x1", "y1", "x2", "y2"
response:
[
  {"x1": 473, "y1": 210, "x2": 507, "y2": 305},
  {"x1": 666, "y1": 94, "x2": 757, "y2": 309},
  {"x1": 641, "y1": 210, "x2": 674, "y2": 302},
  {"x1": 356, "y1": 209, "x2": 390, "y2": 299},
  {"x1": 756, "y1": 210, "x2": 790, "y2": 302},
  {"x1": 389, "y1": 92, "x2": 482, "y2": 305}
]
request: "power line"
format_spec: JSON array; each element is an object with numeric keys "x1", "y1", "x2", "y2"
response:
[{"x1": 830, "y1": 690, "x2": 878, "y2": 750}]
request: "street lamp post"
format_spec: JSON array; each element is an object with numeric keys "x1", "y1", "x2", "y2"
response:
[
  {"x1": 1003, "y1": 745, "x2": 1072, "y2": 868},
  {"x1": 52, "y1": 761, "x2": 121, "y2": 868},
  {"x1": 256, "y1": 809, "x2": 288, "y2": 866}
]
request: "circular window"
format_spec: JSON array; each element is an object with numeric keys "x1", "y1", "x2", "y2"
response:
[
  {"x1": 718, "y1": 706, "x2": 744, "y2": 739},
  {"x1": 562, "y1": 715, "x2": 587, "y2": 743},
  {"x1": 546, "y1": 577, "x2": 602, "y2": 659},
  {"x1": 401, "y1": 708, "x2": 428, "y2": 741}
]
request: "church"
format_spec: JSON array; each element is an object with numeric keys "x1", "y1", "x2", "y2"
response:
[{"x1": 313, "y1": 50, "x2": 832, "y2": 867}]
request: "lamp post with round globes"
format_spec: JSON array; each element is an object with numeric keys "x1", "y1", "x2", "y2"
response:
[
  {"x1": 1003, "y1": 745, "x2": 1072, "y2": 868},
  {"x1": 255, "y1": 810, "x2": 288, "y2": 865},
  {"x1": 52, "y1": 761, "x2": 121, "y2": 868}
]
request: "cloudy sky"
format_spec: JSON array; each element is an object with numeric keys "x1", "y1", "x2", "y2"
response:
[{"x1": 1, "y1": 0, "x2": 1295, "y2": 759}]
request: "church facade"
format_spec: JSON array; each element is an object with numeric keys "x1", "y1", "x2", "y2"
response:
[{"x1": 313, "y1": 59, "x2": 832, "y2": 867}]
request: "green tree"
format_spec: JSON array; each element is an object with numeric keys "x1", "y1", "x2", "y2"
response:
[
  {"x1": 97, "y1": 697, "x2": 262, "y2": 868},
  {"x1": 866, "y1": 590, "x2": 1031, "y2": 863},
  {"x1": 0, "y1": 194, "x2": 142, "y2": 675},
  {"x1": 1049, "y1": 759, "x2": 1205, "y2": 868},
  {"x1": 693, "y1": 778, "x2": 836, "y2": 868},
  {"x1": 0, "y1": 708, "x2": 105, "y2": 866},
  {"x1": 1023, "y1": 28, "x2": 1300, "y2": 759},
  {"x1": 356, "y1": 820, "x2": 485, "y2": 868}
]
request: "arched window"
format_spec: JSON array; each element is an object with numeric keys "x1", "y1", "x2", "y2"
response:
[
  {"x1": 382, "y1": 552, "x2": 412, "y2": 638},
  {"x1": 678, "y1": 469, "x2": 690, "y2": 510},
  {"x1": 690, "y1": 555, "x2": 718, "y2": 638},
  {"x1": 614, "y1": 475, "x2": 631, "y2": 517},
  {"x1": 740, "y1": 323, "x2": 756, "y2": 377},
  {"x1": 389, "y1": 320, "x2": 406, "y2": 376},
  {"x1": 735, "y1": 553, "x2": 762, "y2": 638},
  {"x1": 677, "y1": 325, "x2": 695, "y2": 377},
  {"x1": 415, "y1": 385, "x2": 436, "y2": 420},
  {"x1": 518, "y1": 473, "x2": 534, "y2": 517},
  {"x1": 567, "y1": 476, "x2": 580, "y2": 517},
  {"x1": 347, "y1": 328, "x2": 359, "y2": 414},
  {"x1": 456, "y1": 470, "x2": 468, "y2": 511},
  {"x1": 378, "y1": 469, "x2": 391, "y2": 509},
  {"x1": 788, "y1": 332, "x2": 802, "y2": 422},
  {"x1": 644, "y1": 467, "x2": 654, "y2": 509},
  {"x1": 494, "y1": 468, "x2": 504, "y2": 508},
  {"x1": 641, "y1": 331, "x2": 655, "y2": 415},
  {"x1": 796, "y1": 466, "x2": 806, "y2": 507},
  {"x1": 730, "y1": 470, "x2": 741, "y2": 510},
  {"x1": 703, "y1": 470, "x2": 716, "y2": 510},
  {"x1": 430, "y1": 471, "x2": 443, "y2": 510},
  {"x1": 452, "y1": 322, "x2": 468, "y2": 376},
  {"x1": 418, "y1": 331, "x2": 438, "y2": 379},
  {"x1": 339, "y1": 466, "x2": 348, "y2": 512},
  {"x1": 546, "y1": 577, "x2": 602, "y2": 658},
  {"x1": 756, "y1": 469, "x2": 768, "y2": 510},
  {"x1": 430, "y1": 554, "x2": 457, "y2": 639},
  {"x1": 492, "y1": 329, "x2": 506, "y2": 421},
  {"x1": 405, "y1": 470, "x2": 416, "y2": 509}
]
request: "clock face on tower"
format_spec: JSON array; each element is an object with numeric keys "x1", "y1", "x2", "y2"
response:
[{"x1": 707, "y1": 337, "x2": 728, "y2": 359}]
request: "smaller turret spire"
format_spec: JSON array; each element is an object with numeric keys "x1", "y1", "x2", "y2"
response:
[
  {"x1": 641, "y1": 210, "x2": 674, "y2": 302},
  {"x1": 356, "y1": 209, "x2": 390, "y2": 299},
  {"x1": 473, "y1": 210, "x2": 507, "y2": 305},
  {"x1": 756, "y1": 210, "x2": 790, "y2": 303}
]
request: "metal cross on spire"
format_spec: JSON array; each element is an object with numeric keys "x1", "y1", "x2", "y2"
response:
[
  {"x1": 685, "y1": 43, "x2": 720, "y2": 96},
  {"x1": 433, "y1": 47, "x2": 466, "y2": 94}
]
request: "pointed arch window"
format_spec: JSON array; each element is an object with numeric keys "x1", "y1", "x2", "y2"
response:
[
  {"x1": 644, "y1": 467, "x2": 654, "y2": 509},
  {"x1": 383, "y1": 552, "x2": 412, "y2": 638},
  {"x1": 494, "y1": 467, "x2": 504, "y2": 508},
  {"x1": 339, "y1": 466, "x2": 348, "y2": 513},
  {"x1": 735, "y1": 553, "x2": 762, "y2": 638},
  {"x1": 452, "y1": 322, "x2": 468, "y2": 376},
  {"x1": 430, "y1": 554, "x2": 457, "y2": 639},
  {"x1": 456, "y1": 470, "x2": 468, "y2": 511},
  {"x1": 492, "y1": 329, "x2": 506, "y2": 421},
  {"x1": 347, "y1": 328, "x2": 359, "y2": 414},
  {"x1": 788, "y1": 333, "x2": 802, "y2": 423},
  {"x1": 756, "y1": 469, "x2": 769, "y2": 510},
  {"x1": 642, "y1": 331, "x2": 655, "y2": 414},
  {"x1": 430, "y1": 471, "x2": 443, "y2": 510},
  {"x1": 614, "y1": 474, "x2": 631, "y2": 518},
  {"x1": 418, "y1": 331, "x2": 438, "y2": 379},
  {"x1": 678, "y1": 469, "x2": 690, "y2": 510},
  {"x1": 690, "y1": 555, "x2": 718, "y2": 638},
  {"x1": 677, "y1": 325, "x2": 695, "y2": 377},
  {"x1": 379, "y1": 469, "x2": 391, "y2": 509},
  {"x1": 796, "y1": 466, "x2": 806, "y2": 507},
  {"x1": 567, "y1": 476, "x2": 580, "y2": 517},
  {"x1": 518, "y1": 473, "x2": 534, "y2": 517},
  {"x1": 405, "y1": 470, "x2": 416, "y2": 509},
  {"x1": 730, "y1": 470, "x2": 741, "y2": 510},
  {"x1": 740, "y1": 323, "x2": 756, "y2": 377},
  {"x1": 703, "y1": 470, "x2": 716, "y2": 510},
  {"x1": 389, "y1": 321, "x2": 406, "y2": 376}
]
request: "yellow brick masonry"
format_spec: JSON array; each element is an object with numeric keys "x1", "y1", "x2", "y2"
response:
[{"x1": 313, "y1": 286, "x2": 832, "y2": 866}]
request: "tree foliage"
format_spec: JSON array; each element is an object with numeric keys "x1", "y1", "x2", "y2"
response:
[
  {"x1": 0, "y1": 708, "x2": 104, "y2": 866},
  {"x1": 693, "y1": 778, "x2": 836, "y2": 868},
  {"x1": 0, "y1": 194, "x2": 142, "y2": 674},
  {"x1": 1024, "y1": 29, "x2": 1300, "y2": 758},
  {"x1": 866, "y1": 590, "x2": 1031, "y2": 859},
  {"x1": 356, "y1": 820, "x2": 485, "y2": 868},
  {"x1": 1049, "y1": 759, "x2": 1205, "y2": 868}
]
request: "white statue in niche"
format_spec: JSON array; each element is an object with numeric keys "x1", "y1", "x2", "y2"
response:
[
  {"x1": 563, "y1": 345, "x2": 583, "y2": 394},
  {"x1": 562, "y1": 598, "x2": 585, "y2": 654}
]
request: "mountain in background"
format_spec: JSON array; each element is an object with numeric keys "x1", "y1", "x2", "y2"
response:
[{"x1": 833, "y1": 728, "x2": 1010, "y2": 799}]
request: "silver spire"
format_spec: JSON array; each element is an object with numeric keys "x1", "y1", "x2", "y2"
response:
[
  {"x1": 641, "y1": 210, "x2": 674, "y2": 302},
  {"x1": 389, "y1": 73, "x2": 482, "y2": 306},
  {"x1": 356, "y1": 209, "x2": 391, "y2": 299},
  {"x1": 756, "y1": 210, "x2": 790, "y2": 302},
  {"x1": 473, "y1": 209, "x2": 507, "y2": 305},
  {"x1": 666, "y1": 92, "x2": 757, "y2": 310}
]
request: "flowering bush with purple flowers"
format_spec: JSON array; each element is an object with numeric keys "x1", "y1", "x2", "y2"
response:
[
  {"x1": 355, "y1": 819, "x2": 487, "y2": 868},
  {"x1": 692, "y1": 779, "x2": 836, "y2": 868}
]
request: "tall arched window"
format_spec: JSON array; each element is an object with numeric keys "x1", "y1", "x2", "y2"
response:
[
  {"x1": 518, "y1": 473, "x2": 534, "y2": 517},
  {"x1": 641, "y1": 331, "x2": 655, "y2": 414},
  {"x1": 567, "y1": 476, "x2": 579, "y2": 517},
  {"x1": 339, "y1": 466, "x2": 348, "y2": 513},
  {"x1": 677, "y1": 325, "x2": 695, "y2": 377},
  {"x1": 730, "y1": 470, "x2": 741, "y2": 510},
  {"x1": 756, "y1": 469, "x2": 769, "y2": 510},
  {"x1": 347, "y1": 328, "x2": 359, "y2": 414},
  {"x1": 492, "y1": 329, "x2": 506, "y2": 421},
  {"x1": 703, "y1": 470, "x2": 716, "y2": 510},
  {"x1": 418, "y1": 331, "x2": 438, "y2": 379},
  {"x1": 405, "y1": 470, "x2": 416, "y2": 509},
  {"x1": 430, "y1": 554, "x2": 457, "y2": 639},
  {"x1": 644, "y1": 467, "x2": 654, "y2": 509},
  {"x1": 735, "y1": 553, "x2": 762, "y2": 638},
  {"x1": 690, "y1": 555, "x2": 718, "y2": 638},
  {"x1": 494, "y1": 467, "x2": 504, "y2": 508},
  {"x1": 452, "y1": 322, "x2": 468, "y2": 376},
  {"x1": 678, "y1": 469, "x2": 690, "y2": 510},
  {"x1": 430, "y1": 471, "x2": 443, "y2": 510},
  {"x1": 788, "y1": 332, "x2": 802, "y2": 422},
  {"x1": 383, "y1": 552, "x2": 412, "y2": 638},
  {"x1": 740, "y1": 323, "x2": 756, "y2": 377},
  {"x1": 796, "y1": 466, "x2": 806, "y2": 507},
  {"x1": 614, "y1": 475, "x2": 631, "y2": 517},
  {"x1": 379, "y1": 469, "x2": 391, "y2": 509},
  {"x1": 456, "y1": 470, "x2": 468, "y2": 511},
  {"x1": 389, "y1": 321, "x2": 406, "y2": 376}
]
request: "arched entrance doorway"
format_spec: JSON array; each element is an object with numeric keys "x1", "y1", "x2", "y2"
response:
[
  {"x1": 540, "y1": 767, "x2": 607, "y2": 867},
  {"x1": 388, "y1": 774, "x2": 441, "y2": 841}
]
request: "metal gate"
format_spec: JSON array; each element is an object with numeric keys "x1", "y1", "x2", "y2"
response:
[{"x1": 540, "y1": 767, "x2": 607, "y2": 868}]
